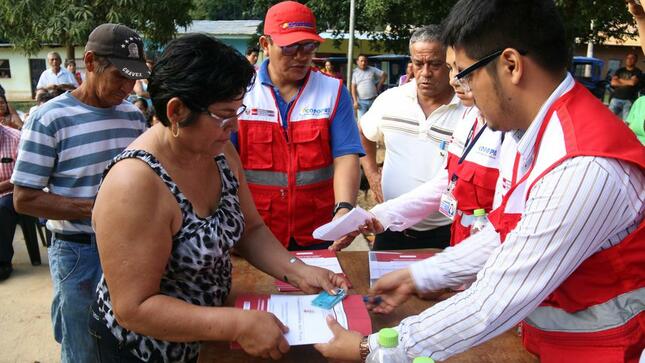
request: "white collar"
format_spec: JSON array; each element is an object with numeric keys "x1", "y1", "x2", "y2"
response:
[{"x1": 517, "y1": 73, "x2": 575, "y2": 158}]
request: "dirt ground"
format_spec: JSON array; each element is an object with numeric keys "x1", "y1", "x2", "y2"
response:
[{"x1": 0, "y1": 189, "x2": 378, "y2": 362}]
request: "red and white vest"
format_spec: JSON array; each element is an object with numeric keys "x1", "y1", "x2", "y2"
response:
[
  {"x1": 445, "y1": 106, "x2": 503, "y2": 245},
  {"x1": 488, "y1": 80, "x2": 645, "y2": 362},
  {"x1": 237, "y1": 70, "x2": 343, "y2": 248}
]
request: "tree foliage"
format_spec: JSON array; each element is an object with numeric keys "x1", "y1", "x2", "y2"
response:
[
  {"x1": 190, "y1": 0, "x2": 640, "y2": 54},
  {"x1": 0, "y1": 0, "x2": 193, "y2": 59}
]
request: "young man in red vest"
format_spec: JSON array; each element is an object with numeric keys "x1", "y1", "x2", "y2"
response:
[
  {"x1": 314, "y1": 1, "x2": 645, "y2": 362},
  {"x1": 234, "y1": 1, "x2": 363, "y2": 251}
]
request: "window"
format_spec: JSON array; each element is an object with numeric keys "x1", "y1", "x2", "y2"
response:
[{"x1": 0, "y1": 59, "x2": 10, "y2": 78}]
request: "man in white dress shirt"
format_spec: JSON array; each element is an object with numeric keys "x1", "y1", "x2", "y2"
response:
[
  {"x1": 36, "y1": 52, "x2": 79, "y2": 94},
  {"x1": 314, "y1": 0, "x2": 645, "y2": 362}
]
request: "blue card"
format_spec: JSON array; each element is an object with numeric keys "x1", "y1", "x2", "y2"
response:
[{"x1": 311, "y1": 288, "x2": 347, "y2": 309}]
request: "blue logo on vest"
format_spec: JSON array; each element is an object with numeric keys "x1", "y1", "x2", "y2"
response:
[{"x1": 300, "y1": 106, "x2": 331, "y2": 117}]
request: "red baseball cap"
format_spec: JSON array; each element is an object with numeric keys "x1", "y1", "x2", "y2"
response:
[{"x1": 264, "y1": 1, "x2": 325, "y2": 46}]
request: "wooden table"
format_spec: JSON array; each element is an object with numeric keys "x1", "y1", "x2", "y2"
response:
[{"x1": 198, "y1": 251, "x2": 537, "y2": 363}]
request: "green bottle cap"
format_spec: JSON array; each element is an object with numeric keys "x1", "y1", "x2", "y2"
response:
[
  {"x1": 377, "y1": 328, "x2": 399, "y2": 348},
  {"x1": 413, "y1": 358, "x2": 435, "y2": 363},
  {"x1": 473, "y1": 208, "x2": 486, "y2": 217}
]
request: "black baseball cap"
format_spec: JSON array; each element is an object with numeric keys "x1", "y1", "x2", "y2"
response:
[{"x1": 85, "y1": 23, "x2": 150, "y2": 80}]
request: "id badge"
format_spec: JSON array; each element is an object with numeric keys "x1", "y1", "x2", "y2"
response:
[{"x1": 439, "y1": 192, "x2": 458, "y2": 220}]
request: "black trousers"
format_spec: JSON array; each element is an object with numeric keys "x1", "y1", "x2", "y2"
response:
[
  {"x1": 0, "y1": 193, "x2": 18, "y2": 264},
  {"x1": 373, "y1": 224, "x2": 451, "y2": 250}
]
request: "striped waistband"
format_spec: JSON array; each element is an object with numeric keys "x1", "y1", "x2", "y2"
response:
[{"x1": 245, "y1": 165, "x2": 333, "y2": 187}]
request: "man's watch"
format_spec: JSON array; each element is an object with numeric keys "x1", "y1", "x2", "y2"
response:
[
  {"x1": 359, "y1": 336, "x2": 370, "y2": 362},
  {"x1": 332, "y1": 202, "x2": 354, "y2": 217}
]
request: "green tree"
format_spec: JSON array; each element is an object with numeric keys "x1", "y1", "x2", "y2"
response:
[
  {"x1": 0, "y1": 0, "x2": 193, "y2": 60},
  {"x1": 201, "y1": 0, "x2": 638, "y2": 54}
]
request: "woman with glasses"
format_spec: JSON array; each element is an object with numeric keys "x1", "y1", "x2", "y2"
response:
[{"x1": 90, "y1": 34, "x2": 347, "y2": 363}]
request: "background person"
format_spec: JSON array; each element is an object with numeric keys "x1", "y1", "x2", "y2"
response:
[
  {"x1": 90, "y1": 33, "x2": 347, "y2": 363},
  {"x1": 65, "y1": 59, "x2": 83, "y2": 85},
  {"x1": 321, "y1": 60, "x2": 342, "y2": 80},
  {"x1": 246, "y1": 45, "x2": 260, "y2": 70},
  {"x1": 315, "y1": 0, "x2": 645, "y2": 361},
  {"x1": 398, "y1": 61, "x2": 414, "y2": 85},
  {"x1": 609, "y1": 51, "x2": 641, "y2": 120},
  {"x1": 36, "y1": 52, "x2": 79, "y2": 94},
  {"x1": 234, "y1": 1, "x2": 363, "y2": 251},
  {"x1": 11, "y1": 23, "x2": 149, "y2": 363},
  {"x1": 625, "y1": 95, "x2": 645, "y2": 143},
  {"x1": 0, "y1": 119, "x2": 20, "y2": 281},
  {"x1": 351, "y1": 54, "x2": 386, "y2": 119},
  {"x1": 0, "y1": 94, "x2": 22, "y2": 129}
]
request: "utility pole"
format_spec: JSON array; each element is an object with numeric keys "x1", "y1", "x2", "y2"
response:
[{"x1": 346, "y1": 0, "x2": 356, "y2": 90}]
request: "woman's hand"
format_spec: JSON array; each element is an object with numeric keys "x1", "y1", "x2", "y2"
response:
[
  {"x1": 235, "y1": 310, "x2": 290, "y2": 360},
  {"x1": 314, "y1": 315, "x2": 363, "y2": 362},
  {"x1": 367, "y1": 268, "x2": 417, "y2": 314},
  {"x1": 292, "y1": 265, "x2": 350, "y2": 294}
]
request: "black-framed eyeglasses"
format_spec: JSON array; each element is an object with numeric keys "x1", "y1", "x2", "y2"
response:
[
  {"x1": 454, "y1": 49, "x2": 503, "y2": 93},
  {"x1": 267, "y1": 36, "x2": 319, "y2": 56},
  {"x1": 202, "y1": 104, "x2": 246, "y2": 128}
]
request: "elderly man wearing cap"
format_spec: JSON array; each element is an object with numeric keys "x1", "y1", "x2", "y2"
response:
[
  {"x1": 12, "y1": 23, "x2": 148, "y2": 363},
  {"x1": 234, "y1": 1, "x2": 364, "y2": 250}
]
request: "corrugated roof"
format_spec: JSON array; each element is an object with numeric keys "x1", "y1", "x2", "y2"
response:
[{"x1": 178, "y1": 20, "x2": 262, "y2": 36}]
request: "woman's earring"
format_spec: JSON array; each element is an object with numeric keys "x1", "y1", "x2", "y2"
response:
[{"x1": 171, "y1": 122, "x2": 179, "y2": 138}]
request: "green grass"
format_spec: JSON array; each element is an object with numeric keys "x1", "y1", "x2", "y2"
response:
[{"x1": 9, "y1": 101, "x2": 36, "y2": 113}]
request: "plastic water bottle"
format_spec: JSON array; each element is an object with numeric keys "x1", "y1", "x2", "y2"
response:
[
  {"x1": 366, "y1": 328, "x2": 408, "y2": 363},
  {"x1": 413, "y1": 358, "x2": 435, "y2": 363},
  {"x1": 470, "y1": 208, "x2": 488, "y2": 235}
]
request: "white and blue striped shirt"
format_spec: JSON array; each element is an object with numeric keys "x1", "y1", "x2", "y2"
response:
[{"x1": 11, "y1": 92, "x2": 146, "y2": 234}]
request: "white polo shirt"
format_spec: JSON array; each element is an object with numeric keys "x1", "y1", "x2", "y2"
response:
[
  {"x1": 36, "y1": 68, "x2": 79, "y2": 89},
  {"x1": 360, "y1": 80, "x2": 463, "y2": 231}
]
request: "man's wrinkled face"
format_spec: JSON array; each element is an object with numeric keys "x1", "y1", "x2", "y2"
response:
[
  {"x1": 49, "y1": 55, "x2": 61, "y2": 72},
  {"x1": 93, "y1": 65, "x2": 136, "y2": 107},
  {"x1": 410, "y1": 41, "x2": 451, "y2": 98}
]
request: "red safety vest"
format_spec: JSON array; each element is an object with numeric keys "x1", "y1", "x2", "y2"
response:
[
  {"x1": 237, "y1": 70, "x2": 343, "y2": 247},
  {"x1": 445, "y1": 107, "x2": 503, "y2": 245},
  {"x1": 488, "y1": 82, "x2": 645, "y2": 362}
]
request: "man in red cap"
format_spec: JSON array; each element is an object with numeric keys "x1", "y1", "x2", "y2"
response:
[{"x1": 234, "y1": 1, "x2": 364, "y2": 250}]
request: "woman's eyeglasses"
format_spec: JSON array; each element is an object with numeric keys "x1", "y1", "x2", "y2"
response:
[{"x1": 202, "y1": 104, "x2": 247, "y2": 128}]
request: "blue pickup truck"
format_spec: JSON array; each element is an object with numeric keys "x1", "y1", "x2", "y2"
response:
[{"x1": 570, "y1": 56, "x2": 609, "y2": 99}]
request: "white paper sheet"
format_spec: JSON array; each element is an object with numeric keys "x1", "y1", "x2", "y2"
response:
[
  {"x1": 312, "y1": 206, "x2": 374, "y2": 241},
  {"x1": 268, "y1": 295, "x2": 349, "y2": 345}
]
